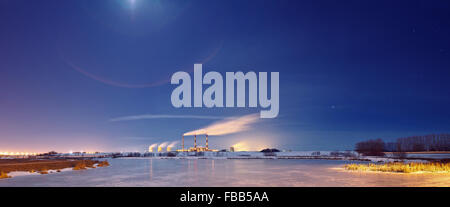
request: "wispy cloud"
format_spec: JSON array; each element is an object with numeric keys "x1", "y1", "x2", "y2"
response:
[
  {"x1": 184, "y1": 114, "x2": 260, "y2": 136},
  {"x1": 109, "y1": 114, "x2": 227, "y2": 122}
]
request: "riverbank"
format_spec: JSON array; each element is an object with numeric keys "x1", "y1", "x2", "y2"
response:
[{"x1": 0, "y1": 159, "x2": 109, "y2": 179}]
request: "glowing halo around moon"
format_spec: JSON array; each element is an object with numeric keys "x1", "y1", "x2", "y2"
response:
[
  {"x1": 58, "y1": 1, "x2": 222, "y2": 88},
  {"x1": 128, "y1": 0, "x2": 137, "y2": 9}
]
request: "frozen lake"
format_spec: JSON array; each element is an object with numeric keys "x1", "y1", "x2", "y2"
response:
[{"x1": 0, "y1": 158, "x2": 449, "y2": 187}]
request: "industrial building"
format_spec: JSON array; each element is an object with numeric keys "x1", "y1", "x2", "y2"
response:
[{"x1": 177, "y1": 134, "x2": 218, "y2": 152}]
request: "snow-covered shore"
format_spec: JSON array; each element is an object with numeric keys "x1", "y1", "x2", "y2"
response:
[
  {"x1": 7, "y1": 167, "x2": 74, "y2": 177},
  {"x1": 117, "y1": 151, "x2": 448, "y2": 163}
]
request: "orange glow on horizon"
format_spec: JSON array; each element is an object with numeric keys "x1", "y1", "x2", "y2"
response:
[
  {"x1": 0, "y1": 151, "x2": 39, "y2": 156},
  {"x1": 231, "y1": 141, "x2": 270, "y2": 152}
]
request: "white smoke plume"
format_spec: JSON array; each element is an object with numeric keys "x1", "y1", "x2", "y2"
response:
[
  {"x1": 157, "y1": 142, "x2": 169, "y2": 152},
  {"x1": 167, "y1": 141, "x2": 178, "y2": 151},
  {"x1": 168, "y1": 141, "x2": 178, "y2": 148},
  {"x1": 158, "y1": 142, "x2": 169, "y2": 148},
  {"x1": 183, "y1": 114, "x2": 260, "y2": 136}
]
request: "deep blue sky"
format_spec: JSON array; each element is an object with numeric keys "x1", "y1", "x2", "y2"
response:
[{"x1": 1, "y1": 0, "x2": 450, "y2": 152}]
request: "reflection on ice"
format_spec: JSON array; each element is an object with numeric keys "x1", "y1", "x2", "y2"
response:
[{"x1": 0, "y1": 159, "x2": 449, "y2": 187}]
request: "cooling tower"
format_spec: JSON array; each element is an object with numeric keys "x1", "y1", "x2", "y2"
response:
[{"x1": 148, "y1": 143, "x2": 158, "y2": 152}]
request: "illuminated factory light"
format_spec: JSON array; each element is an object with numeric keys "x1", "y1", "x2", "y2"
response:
[{"x1": 177, "y1": 134, "x2": 218, "y2": 152}]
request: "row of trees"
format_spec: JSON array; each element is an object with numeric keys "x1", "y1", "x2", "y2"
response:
[
  {"x1": 395, "y1": 134, "x2": 450, "y2": 152},
  {"x1": 355, "y1": 133, "x2": 450, "y2": 155}
]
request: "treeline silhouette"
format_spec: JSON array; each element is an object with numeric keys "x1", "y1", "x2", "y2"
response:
[
  {"x1": 355, "y1": 139, "x2": 385, "y2": 156},
  {"x1": 355, "y1": 133, "x2": 450, "y2": 155},
  {"x1": 394, "y1": 134, "x2": 450, "y2": 152}
]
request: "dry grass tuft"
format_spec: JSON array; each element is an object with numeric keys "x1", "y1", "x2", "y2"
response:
[
  {"x1": 73, "y1": 162, "x2": 87, "y2": 170},
  {"x1": 345, "y1": 162, "x2": 450, "y2": 173},
  {"x1": 0, "y1": 171, "x2": 11, "y2": 179},
  {"x1": 97, "y1": 161, "x2": 110, "y2": 167},
  {"x1": 72, "y1": 160, "x2": 100, "y2": 170}
]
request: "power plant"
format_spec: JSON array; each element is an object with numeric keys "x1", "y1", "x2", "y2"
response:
[
  {"x1": 147, "y1": 134, "x2": 217, "y2": 154},
  {"x1": 178, "y1": 134, "x2": 218, "y2": 152}
]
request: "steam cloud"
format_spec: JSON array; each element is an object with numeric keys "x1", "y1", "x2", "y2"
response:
[
  {"x1": 183, "y1": 114, "x2": 260, "y2": 136},
  {"x1": 158, "y1": 142, "x2": 169, "y2": 148},
  {"x1": 168, "y1": 141, "x2": 178, "y2": 148}
]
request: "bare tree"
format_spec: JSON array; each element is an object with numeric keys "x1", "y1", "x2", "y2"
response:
[{"x1": 355, "y1": 138, "x2": 385, "y2": 156}]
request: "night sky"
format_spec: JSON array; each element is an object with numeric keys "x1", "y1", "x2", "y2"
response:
[{"x1": 1, "y1": 0, "x2": 450, "y2": 153}]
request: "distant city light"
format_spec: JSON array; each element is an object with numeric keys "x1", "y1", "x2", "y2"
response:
[{"x1": 0, "y1": 151, "x2": 39, "y2": 156}]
